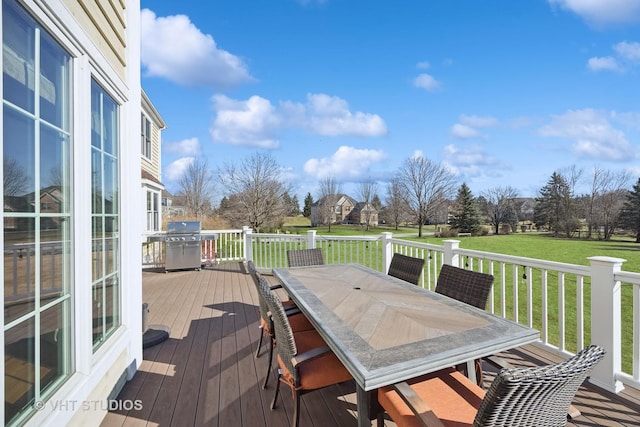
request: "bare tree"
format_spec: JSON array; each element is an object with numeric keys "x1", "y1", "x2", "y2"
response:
[
  {"x1": 4, "y1": 157, "x2": 28, "y2": 196},
  {"x1": 217, "y1": 152, "x2": 288, "y2": 231},
  {"x1": 395, "y1": 155, "x2": 457, "y2": 237},
  {"x1": 178, "y1": 158, "x2": 213, "y2": 218},
  {"x1": 357, "y1": 177, "x2": 378, "y2": 231},
  {"x1": 384, "y1": 178, "x2": 410, "y2": 230},
  {"x1": 316, "y1": 176, "x2": 341, "y2": 233},
  {"x1": 590, "y1": 168, "x2": 631, "y2": 240},
  {"x1": 482, "y1": 186, "x2": 519, "y2": 235}
]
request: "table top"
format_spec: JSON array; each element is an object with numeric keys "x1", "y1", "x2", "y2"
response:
[{"x1": 273, "y1": 263, "x2": 539, "y2": 391}]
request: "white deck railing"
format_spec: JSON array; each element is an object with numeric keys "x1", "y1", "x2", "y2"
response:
[{"x1": 140, "y1": 227, "x2": 640, "y2": 394}]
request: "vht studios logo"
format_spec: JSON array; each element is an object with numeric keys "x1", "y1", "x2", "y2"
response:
[{"x1": 35, "y1": 399, "x2": 143, "y2": 411}]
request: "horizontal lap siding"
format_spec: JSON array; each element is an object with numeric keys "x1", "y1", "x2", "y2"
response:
[{"x1": 63, "y1": 0, "x2": 127, "y2": 79}]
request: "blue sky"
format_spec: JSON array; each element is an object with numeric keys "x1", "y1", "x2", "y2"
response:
[{"x1": 140, "y1": 0, "x2": 640, "y2": 204}]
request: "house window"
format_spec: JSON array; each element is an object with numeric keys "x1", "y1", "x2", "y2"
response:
[
  {"x1": 146, "y1": 190, "x2": 160, "y2": 232},
  {"x1": 141, "y1": 114, "x2": 151, "y2": 159},
  {"x1": 91, "y1": 80, "x2": 120, "y2": 350},
  {"x1": 3, "y1": 0, "x2": 72, "y2": 423}
]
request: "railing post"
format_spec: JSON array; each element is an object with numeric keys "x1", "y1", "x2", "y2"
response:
[
  {"x1": 442, "y1": 240, "x2": 460, "y2": 267},
  {"x1": 382, "y1": 232, "x2": 393, "y2": 273},
  {"x1": 306, "y1": 230, "x2": 317, "y2": 249},
  {"x1": 588, "y1": 256, "x2": 625, "y2": 393},
  {"x1": 243, "y1": 226, "x2": 252, "y2": 262}
]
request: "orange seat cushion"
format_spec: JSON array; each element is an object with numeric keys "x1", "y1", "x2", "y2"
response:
[
  {"x1": 277, "y1": 329, "x2": 352, "y2": 391},
  {"x1": 261, "y1": 312, "x2": 313, "y2": 335},
  {"x1": 378, "y1": 368, "x2": 485, "y2": 427}
]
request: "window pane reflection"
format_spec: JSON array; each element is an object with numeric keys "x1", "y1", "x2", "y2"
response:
[
  {"x1": 3, "y1": 107, "x2": 35, "y2": 211},
  {"x1": 5, "y1": 316, "x2": 35, "y2": 423},
  {"x1": 40, "y1": 301, "x2": 69, "y2": 395},
  {"x1": 40, "y1": 221, "x2": 70, "y2": 299},
  {"x1": 4, "y1": 218, "x2": 35, "y2": 323}
]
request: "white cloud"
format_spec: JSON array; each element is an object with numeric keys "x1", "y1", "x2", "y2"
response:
[
  {"x1": 416, "y1": 61, "x2": 430, "y2": 69},
  {"x1": 287, "y1": 93, "x2": 388, "y2": 137},
  {"x1": 209, "y1": 93, "x2": 388, "y2": 147},
  {"x1": 548, "y1": 0, "x2": 640, "y2": 27},
  {"x1": 614, "y1": 41, "x2": 640, "y2": 64},
  {"x1": 164, "y1": 137, "x2": 201, "y2": 156},
  {"x1": 413, "y1": 73, "x2": 442, "y2": 91},
  {"x1": 442, "y1": 144, "x2": 501, "y2": 179},
  {"x1": 459, "y1": 114, "x2": 500, "y2": 128},
  {"x1": 140, "y1": 9, "x2": 254, "y2": 89},
  {"x1": 450, "y1": 115, "x2": 499, "y2": 139},
  {"x1": 303, "y1": 146, "x2": 387, "y2": 179},
  {"x1": 164, "y1": 157, "x2": 194, "y2": 181},
  {"x1": 587, "y1": 56, "x2": 623, "y2": 72},
  {"x1": 588, "y1": 41, "x2": 640, "y2": 72},
  {"x1": 210, "y1": 95, "x2": 281, "y2": 149},
  {"x1": 538, "y1": 109, "x2": 634, "y2": 161},
  {"x1": 450, "y1": 124, "x2": 481, "y2": 139}
]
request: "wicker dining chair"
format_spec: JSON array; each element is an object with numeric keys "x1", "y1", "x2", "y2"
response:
[
  {"x1": 433, "y1": 264, "x2": 494, "y2": 385},
  {"x1": 388, "y1": 253, "x2": 425, "y2": 286},
  {"x1": 247, "y1": 261, "x2": 313, "y2": 388},
  {"x1": 263, "y1": 275, "x2": 353, "y2": 427},
  {"x1": 286, "y1": 248, "x2": 325, "y2": 267},
  {"x1": 435, "y1": 264, "x2": 494, "y2": 310},
  {"x1": 376, "y1": 344, "x2": 606, "y2": 427}
]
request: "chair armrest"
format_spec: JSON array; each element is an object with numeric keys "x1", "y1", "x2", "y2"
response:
[
  {"x1": 392, "y1": 382, "x2": 446, "y2": 427},
  {"x1": 291, "y1": 345, "x2": 331, "y2": 367},
  {"x1": 284, "y1": 306, "x2": 301, "y2": 316}
]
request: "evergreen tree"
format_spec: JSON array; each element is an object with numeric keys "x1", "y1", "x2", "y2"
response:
[
  {"x1": 535, "y1": 172, "x2": 577, "y2": 237},
  {"x1": 303, "y1": 192, "x2": 313, "y2": 217},
  {"x1": 619, "y1": 178, "x2": 640, "y2": 243},
  {"x1": 371, "y1": 194, "x2": 382, "y2": 211},
  {"x1": 290, "y1": 195, "x2": 301, "y2": 216},
  {"x1": 448, "y1": 183, "x2": 482, "y2": 234}
]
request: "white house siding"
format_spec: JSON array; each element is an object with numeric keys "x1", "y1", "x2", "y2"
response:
[
  {"x1": 62, "y1": 0, "x2": 127, "y2": 79},
  {"x1": 2, "y1": 0, "x2": 142, "y2": 426}
]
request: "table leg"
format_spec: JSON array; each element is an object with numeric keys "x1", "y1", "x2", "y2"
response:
[
  {"x1": 466, "y1": 359, "x2": 478, "y2": 385},
  {"x1": 356, "y1": 384, "x2": 373, "y2": 427}
]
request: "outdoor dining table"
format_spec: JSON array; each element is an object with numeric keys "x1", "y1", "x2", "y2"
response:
[{"x1": 272, "y1": 263, "x2": 540, "y2": 427}]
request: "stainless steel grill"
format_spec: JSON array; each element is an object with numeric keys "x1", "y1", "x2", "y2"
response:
[{"x1": 165, "y1": 221, "x2": 202, "y2": 271}]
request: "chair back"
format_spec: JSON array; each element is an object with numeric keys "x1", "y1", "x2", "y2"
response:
[
  {"x1": 259, "y1": 275, "x2": 299, "y2": 383},
  {"x1": 435, "y1": 264, "x2": 494, "y2": 309},
  {"x1": 387, "y1": 253, "x2": 425, "y2": 285},
  {"x1": 247, "y1": 261, "x2": 270, "y2": 326},
  {"x1": 287, "y1": 248, "x2": 324, "y2": 267},
  {"x1": 474, "y1": 344, "x2": 605, "y2": 426}
]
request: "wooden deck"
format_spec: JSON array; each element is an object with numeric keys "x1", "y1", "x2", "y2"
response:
[{"x1": 101, "y1": 262, "x2": 640, "y2": 427}]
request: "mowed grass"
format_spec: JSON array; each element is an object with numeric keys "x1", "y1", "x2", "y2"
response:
[{"x1": 426, "y1": 232, "x2": 640, "y2": 271}]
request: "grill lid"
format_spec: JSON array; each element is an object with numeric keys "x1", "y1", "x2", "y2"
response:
[{"x1": 166, "y1": 221, "x2": 201, "y2": 234}]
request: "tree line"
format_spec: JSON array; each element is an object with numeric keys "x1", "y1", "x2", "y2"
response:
[{"x1": 174, "y1": 153, "x2": 640, "y2": 242}]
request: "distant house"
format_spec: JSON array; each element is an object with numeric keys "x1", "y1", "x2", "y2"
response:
[
  {"x1": 349, "y1": 202, "x2": 379, "y2": 226},
  {"x1": 141, "y1": 90, "x2": 167, "y2": 235},
  {"x1": 310, "y1": 194, "x2": 378, "y2": 226},
  {"x1": 162, "y1": 190, "x2": 187, "y2": 218}
]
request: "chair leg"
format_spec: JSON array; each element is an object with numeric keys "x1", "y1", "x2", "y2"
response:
[
  {"x1": 376, "y1": 412, "x2": 385, "y2": 427},
  {"x1": 271, "y1": 370, "x2": 282, "y2": 410},
  {"x1": 292, "y1": 390, "x2": 300, "y2": 427},
  {"x1": 256, "y1": 326, "x2": 264, "y2": 358},
  {"x1": 263, "y1": 337, "x2": 274, "y2": 388}
]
